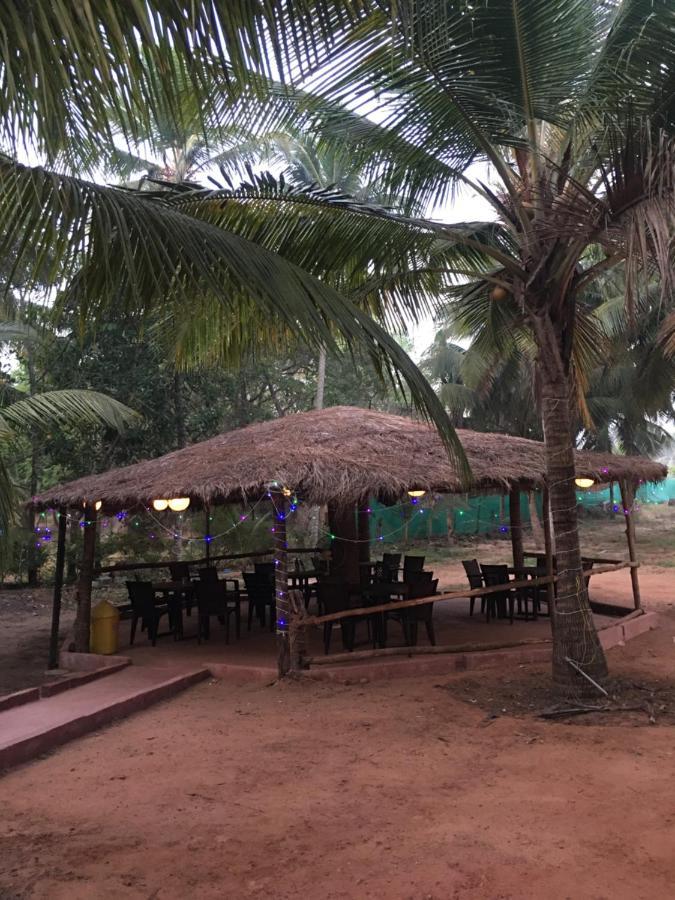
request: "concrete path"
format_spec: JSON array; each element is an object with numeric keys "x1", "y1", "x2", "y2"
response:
[{"x1": 0, "y1": 664, "x2": 209, "y2": 772}]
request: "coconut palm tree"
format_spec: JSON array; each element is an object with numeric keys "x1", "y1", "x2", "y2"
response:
[
  {"x1": 420, "y1": 328, "x2": 542, "y2": 439},
  {"x1": 582, "y1": 282, "x2": 675, "y2": 457},
  {"x1": 0, "y1": 351, "x2": 137, "y2": 560},
  {"x1": 1, "y1": 2, "x2": 675, "y2": 691},
  {"x1": 208, "y1": 0, "x2": 675, "y2": 693}
]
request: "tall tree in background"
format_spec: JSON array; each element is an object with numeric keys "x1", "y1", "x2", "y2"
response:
[{"x1": 97, "y1": 65, "x2": 260, "y2": 450}]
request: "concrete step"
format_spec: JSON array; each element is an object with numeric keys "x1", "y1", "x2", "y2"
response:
[{"x1": 0, "y1": 664, "x2": 209, "y2": 772}]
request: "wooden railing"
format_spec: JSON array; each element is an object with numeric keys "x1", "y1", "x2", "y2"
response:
[
  {"x1": 301, "y1": 573, "x2": 558, "y2": 627},
  {"x1": 95, "y1": 547, "x2": 322, "y2": 577},
  {"x1": 301, "y1": 560, "x2": 638, "y2": 629},
  {"x1": 298, "y1": 560, "x2": 640, "y2": 668}
]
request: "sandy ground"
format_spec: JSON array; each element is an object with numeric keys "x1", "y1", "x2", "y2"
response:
[
  {"x1": 0, "y1": 588, "x2": 76, "y2": 695},
  {"x1": 1, "y1": 613, "x2": 675, "y2": 900},
  {"x1": 1, "y1": 510, "x2": 673, "y2": 897}
]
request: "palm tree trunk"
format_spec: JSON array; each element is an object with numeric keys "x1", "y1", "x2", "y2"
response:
[
  {"x1": 25, "y1": 352, "x2": 40, "y2": 586},
  {"x1": 25, "y1": 442, "x2": 40, "y2": 586},
  {"x1": 173, "y1": 371, "x2": 187, "y2": 449},
  {"x1": 314, "y1": 346, "x2": 327, "y2": 410},
  {"x1": 539, "y1": 364, "x2": 607, "y2": 693},
  {"x1": 264, "y1": 368, "x2": 286, "y2": 418}
]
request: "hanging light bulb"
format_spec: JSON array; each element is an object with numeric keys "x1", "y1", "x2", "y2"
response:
[
  {"x1": 574, "y1": 478, "x2": 595, "y2": 489},
  {"x1": 168, "y1": 497, "x2": 190, "y2": 512},
  {"x1": 281, "y1": 487, "x2": 292, "y2": 497},
  {"x1": 407, "y1": 490, "x2": 426, "y2": 498},
  {"x1": 95, "y1": 501, "x2": 102, "y2": 511},
  {"x1": 152, "y1": 499, "x2": 169, "y2": 511}
]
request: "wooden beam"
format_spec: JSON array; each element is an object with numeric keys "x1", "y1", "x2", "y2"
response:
[
  {"x1": 204, "y1": 504, "x2": 211, "y2": 564},
  {"x1": 288, "y1": 588, "x2": 306, "y2": 671},
  {"x1": 95, "y1": 546, "x2": 322, "y2": 576},
  {"x1": 327, "y1": 503, "x2": 360, "y2": 583},
  {"x1": 72, "y1": 504, "x2": 98, "y2": 652},
  {"x1": 357, "y1": 505, "x2": 371, "y2": 574},
  {"x1": 48, "y1": 507, "x2": 68, "y2": 669},
  {"x1": 587, "y1": 561, "x2": 637, "y2": 576},
  {"x1": 509, "y1": 486, "x2": 524, "y2": 570},
  {"x1": 619, "y1": 479, "x2": 641, "y2": 609},
  {"x1": 302, "y1": 574, "x2": 557, "y2": 627},
  {"x1": 273, "y1": 493, "x2": 291, "y2": 677},
  {"x1": 306, "y1": 636, "x2": 552, "y2": 667}
]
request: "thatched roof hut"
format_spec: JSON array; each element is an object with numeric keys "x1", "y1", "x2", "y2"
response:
[{"x1": 32, "y1": 406, "x2": 667, "y2": 510}]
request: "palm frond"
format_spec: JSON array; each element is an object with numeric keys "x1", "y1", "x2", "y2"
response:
[
  {"x1": 0, "y1": 321, "x2": 41, "y2": 345},
  {"x1": 0, "y1": 156, "x2": 468, "y2": 478},
  {"x1": 0, "y1": 390, "x2": 138, "y2": 436}
]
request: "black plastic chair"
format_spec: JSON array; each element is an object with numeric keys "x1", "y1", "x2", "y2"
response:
[
  {"x1": 243, "y1": 572, "x2": 276, "y2": 631},
  {"x1": 398, "y1": 577, "x2": 438, "y2": 646},
  {"x1": 311, "y1": 555, "x2": 330, "y2": 575},
  {"x1": 126, "y1": 581, "x2": 170, "y2": 646},
  {"x1": 169, "y1": 561, "x2": 191, "y2": 582},
  {"x1": 198, "y1": 567, "x2": 219, "y2": 584},
  {"x1": 194, "y1": 580, "x2": 240, "y2": 644},
  {"x1": 316, "y1": 580, "x2": 356, "y2": 654},
  {"x1": 168, "y1": 561, "x2": 193, "y2": 616},
  {"x1": 382, "y1": 552, "x2": 401, "y2": 579},
  {"x1": 373, "y1": 561, "x2": 397, "y2": 584},
  {"x1": 198, "y1": 568, "x2": 242, "y2": 633},
  {"x1": 462, "y1": 559, "x2": 485, "y2": 617},
  {"x1": 403, "y1": 555, "x2": 425, "y2": 581},
  {"x1": 254, "y1": 562, "x2": 275, "y2": 581},
  {"x1": 480, "y1": 564, "x2": 520, "y2": 623}
]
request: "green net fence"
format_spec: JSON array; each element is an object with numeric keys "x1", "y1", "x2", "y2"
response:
[{"x1": 367, "y1": 477, "x2": 674, "y2": 542}]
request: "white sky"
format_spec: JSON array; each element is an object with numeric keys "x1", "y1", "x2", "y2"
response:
[{"x1": 410, "y1": 172, "x2": 496, "y2": 359}]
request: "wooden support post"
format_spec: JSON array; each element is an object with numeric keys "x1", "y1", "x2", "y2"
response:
[
  {"x1": 72, "y1": 503, "x2": 98, "y2": 652},
  {"x1": 288, "y1": 588, "x2": 306, "y2": 671},
  {"x1": 357, "y1": 504, "x2": 371, "y2": 583},
  {"x1": 509, "y1": 487, "x2": 524, "y2": 570},
  {"x1": 273, "y1": 493, "x2": 291, "y2": 676},
  {"x1": 48, "y1": 506, "x2": 68, "y2": 669},
  {"x1": 619, "y1": 479, "x2": 641, "y2": 609},
  {"x1": 204, "y1": 504, "x2": 211, "y2": 564},
  {"x1": 543, "y1": 484, "x2": 556, "y2": 628},
  {"x1": 327, "y1": 503, "x2": 360, "y2": 584}
]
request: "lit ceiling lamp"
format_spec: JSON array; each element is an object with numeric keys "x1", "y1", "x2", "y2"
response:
[
  {"x1": 168, "y1": 497, "x2": 190, "y2": 512},
  {"x1": 574, "y1": 477, "x2": 595, "y2": 489},
  {"x1": 95, "y1": 501, "x2": 102, "y2": 511},
  {"x1": 407, "y1": 490, "x2": 426, "y2": 498},
  {"x1": 152, "y1": 499, "x2": 169, "y2": 511}
]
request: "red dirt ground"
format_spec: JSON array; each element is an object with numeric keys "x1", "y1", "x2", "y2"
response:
[{"x1": 1, "y1": 607, "x2": 675, "y2": 900}]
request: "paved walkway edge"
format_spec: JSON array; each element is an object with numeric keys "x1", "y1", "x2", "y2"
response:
[{"x1": 0, "y1": 669, "x2": 209, "y2": 773}]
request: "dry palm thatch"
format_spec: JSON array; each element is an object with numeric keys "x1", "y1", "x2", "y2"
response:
[{"x1": 31, "y1": 406, "x2": 666, "y2": 512}]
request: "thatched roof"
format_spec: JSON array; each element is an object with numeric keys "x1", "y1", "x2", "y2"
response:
[{"x1": 31, "y1": 406, "x2": 667, "y2": 511}]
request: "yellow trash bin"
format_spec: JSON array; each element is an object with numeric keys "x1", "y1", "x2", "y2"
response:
[{"x1": 90, "y1": 599, "x2": 120, "y2": 655}]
